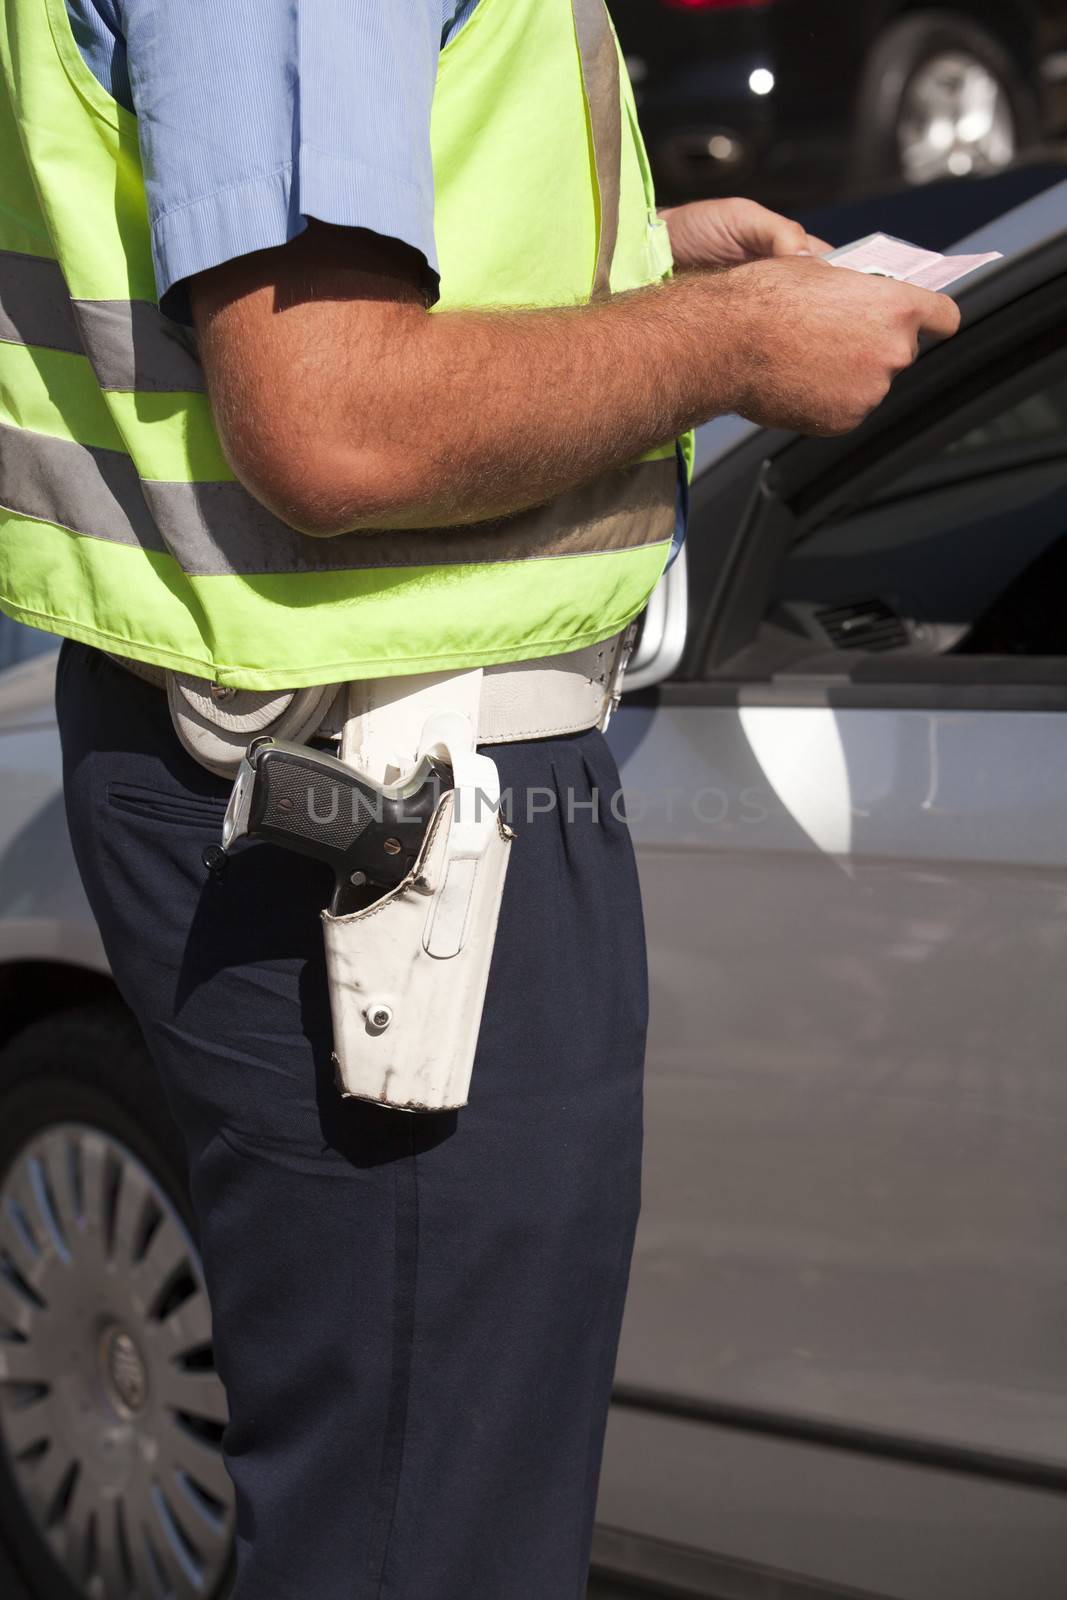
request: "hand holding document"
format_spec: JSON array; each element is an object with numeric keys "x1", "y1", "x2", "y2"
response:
[{"x1": 827, "y1": 232, "x2": 1002, "y2": 291}]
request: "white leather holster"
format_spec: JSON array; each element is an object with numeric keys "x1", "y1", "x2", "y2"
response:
[{"x1": 321, "y1": 674, "x2": 513, "y2": 1113}]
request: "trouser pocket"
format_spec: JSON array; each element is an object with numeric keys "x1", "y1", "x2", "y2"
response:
[{"x1": 106, "y1": 781, "x2": 229, "y2": 828}]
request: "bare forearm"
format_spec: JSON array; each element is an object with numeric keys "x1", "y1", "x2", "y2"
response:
[
  {"x1": 195, "y1": 232, "x2": 739, "y2": 536},
  {"x1": 194, "y1": 221, "x2": 960, "y2": 538},
  {"x1": 312, "y1": 276, "x2": 733, "y2": 532}
]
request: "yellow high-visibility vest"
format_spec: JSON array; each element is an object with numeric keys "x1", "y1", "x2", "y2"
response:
[{"x1": 0, "y1": 0, "x2": 689, "y2": 689}]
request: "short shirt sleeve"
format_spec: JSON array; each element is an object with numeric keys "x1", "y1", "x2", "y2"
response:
[{"x1": 119, "y1": 0, "x2": 445, "y2": 322}]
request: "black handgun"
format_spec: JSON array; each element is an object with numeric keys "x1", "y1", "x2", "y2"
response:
[{"x1": 221, "y1": 737, "x2": 451, "y2": 912}]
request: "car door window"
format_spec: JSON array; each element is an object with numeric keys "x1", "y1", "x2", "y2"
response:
[
  {"x1": 713, "y1": 337, "x2": 1067, "y2": 684},
  {"x1": 942, "y1": 371, "x2": 1067, "y2": 459}
]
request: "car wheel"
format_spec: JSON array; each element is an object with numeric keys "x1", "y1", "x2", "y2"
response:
[
  {"x1": 0, "y1": 1004, "x2": 235, "y2": 1600},
  {"x1": 853, "y1": 11, "x2": 1039, "y2": 190}
]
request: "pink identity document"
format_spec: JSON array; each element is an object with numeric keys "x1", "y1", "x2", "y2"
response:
[{"x1": 828, "y1": 232, "x2": 1002, "y2": 291}]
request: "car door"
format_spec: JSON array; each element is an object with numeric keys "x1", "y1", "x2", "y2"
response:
[
  {"x1": 598, "y1": 265, "x2": 1067, "y2": 1599},
  {"x1": 0, "y1": 615, "x2": 103, "y2": 973}
]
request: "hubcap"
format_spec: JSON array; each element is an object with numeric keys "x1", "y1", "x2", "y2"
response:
[
  {"x1": 0, "y1": 1123, "x2": 234, "y2": 1599},
  {"x1": 898, "y1": 52, "x2": 1016, "y2": 185}
]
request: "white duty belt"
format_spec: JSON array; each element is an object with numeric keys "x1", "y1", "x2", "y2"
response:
[{"x1": 108, "y1": 631, "x2": 635, "y2": 779}]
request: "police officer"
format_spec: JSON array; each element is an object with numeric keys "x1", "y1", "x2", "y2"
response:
[{"x1": 0, "y1": 2, "x2": 960, "y2": 1595}]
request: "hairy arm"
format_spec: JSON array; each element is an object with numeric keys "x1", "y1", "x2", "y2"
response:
[
  {"x1": 191, "y1": 220, "x2": 960, "y2": 537},
  {"x1": 192, "y1": 223, "x2": 732, "y2": 535}
]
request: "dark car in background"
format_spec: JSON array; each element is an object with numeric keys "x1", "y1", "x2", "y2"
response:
[{"x1": 615, "y1": 0, "x2": 1067, "y2": 205}]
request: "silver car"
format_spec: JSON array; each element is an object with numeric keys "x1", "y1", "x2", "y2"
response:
[{"x1": 1, "y1": 181, "x2": 1066, "y2": 1600}]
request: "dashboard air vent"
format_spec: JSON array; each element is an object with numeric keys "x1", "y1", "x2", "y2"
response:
[{"x1": 815, "y1": 598, "x2": 909, "y2": 653}]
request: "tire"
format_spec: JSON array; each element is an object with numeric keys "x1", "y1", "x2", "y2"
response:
[
  {"x1": 0, "y1": 1004, "x2": 235, "y2": 1600},
  {"x1": 852, "y1": 11, "x2": 1040, "y2": 192}
]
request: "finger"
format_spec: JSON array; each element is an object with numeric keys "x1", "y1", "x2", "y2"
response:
[
  {"x1": 913, "y1": 287, "x2": 963, "y2": 341},
  {"x1": 770, "y1": 217, "x2": 814, "y2": 257},
  {"x1": 805, "y1": 234, "x2": 834, "y2": 256},
  {"x1": 720, "y1": 199, "x2": 810, "y2": 258}
]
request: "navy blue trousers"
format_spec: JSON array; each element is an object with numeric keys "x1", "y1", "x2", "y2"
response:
[{"x1": 56, "y1": 642, "x2": 647, "y2": 1600}]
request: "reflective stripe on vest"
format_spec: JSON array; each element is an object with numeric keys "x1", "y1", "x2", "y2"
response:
[
  {"x1": 0, "y1": 421, "x2": 676, "y2": 576},
  {"x1": 0, "y1": 249, "x2": 205, "y2": 393},
  {"x1": 573, "y1": 0, "x2": 622, "y2": 300}
]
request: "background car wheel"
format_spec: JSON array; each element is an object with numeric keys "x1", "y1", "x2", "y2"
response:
[
  {"x1": 853, "y1": 11, "x2": 1040, "y2": 190},
  {"x1": 0, "y1": 1004, "x2": 235, "y2": 1600}
]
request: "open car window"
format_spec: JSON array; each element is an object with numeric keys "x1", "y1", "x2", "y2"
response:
[
  {"x1": 862, "y1": 359, "x2": 1067, "y2": 503},
  {"x1": 710, "y1": 326, "x2": 1067, "y2": 685},
  {"x1": 944, "y1": 370, "x2": 1067, "y2": 457}
]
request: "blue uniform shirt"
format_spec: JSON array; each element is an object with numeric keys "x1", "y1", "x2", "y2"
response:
[
  {"x1": 66, "y1": 0, "x2": 480, "y2": 321},
  {"x1": 65, "y1": 0, "x2": 689, "y2": 556}
]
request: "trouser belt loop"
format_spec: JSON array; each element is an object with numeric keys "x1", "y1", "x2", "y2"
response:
[{"x1": 600, "y1": 620, "x2": 640, "y2": 734}]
